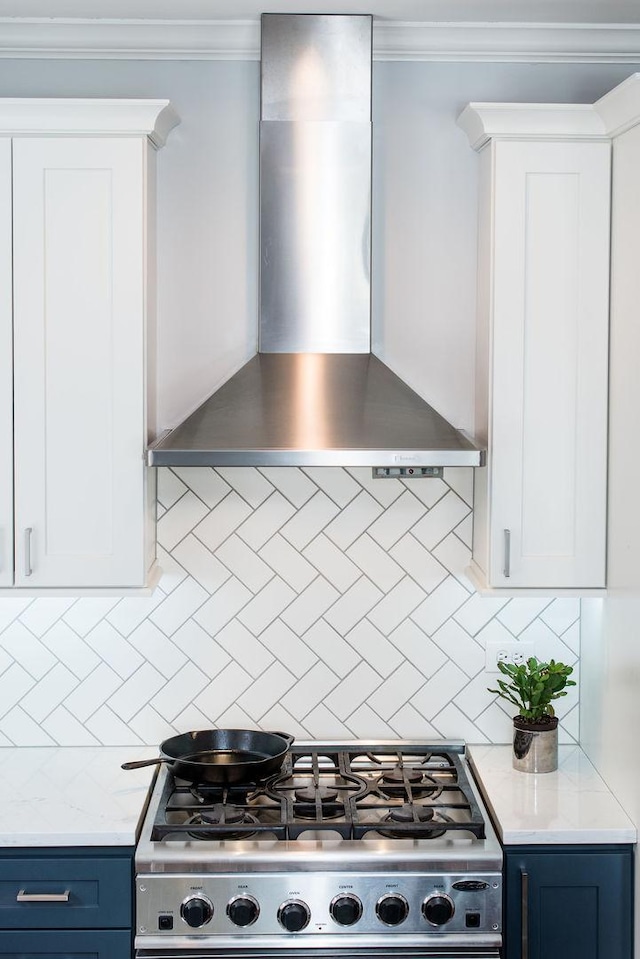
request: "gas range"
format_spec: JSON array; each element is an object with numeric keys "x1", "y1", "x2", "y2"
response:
[{"x1": 134, "y1": 740, "x2": 502, "y2": 958}]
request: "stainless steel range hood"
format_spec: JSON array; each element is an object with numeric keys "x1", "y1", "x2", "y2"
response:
[{"x1": 148, "y1": 14, "x2": 483, "y2": 469}]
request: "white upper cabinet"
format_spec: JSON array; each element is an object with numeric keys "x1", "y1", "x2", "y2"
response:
[
  {"x1": 1, "y1": 100, "x2": 178, "y2": 591},
  {"x1": 459, "y1": 103, "x2": 612, "y2": 591},
  {"x1": 0, "y1": 138, "x2": 12, "y2": 588}
]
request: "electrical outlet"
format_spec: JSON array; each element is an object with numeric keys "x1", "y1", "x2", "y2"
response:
[{"x1": 485, "y1": 639, "x2": 535, "y2": 673}]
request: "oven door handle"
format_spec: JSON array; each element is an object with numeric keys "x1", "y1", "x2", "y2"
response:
[{"x1": 521, "y1": 869, "x2": 529, "y2": 959}]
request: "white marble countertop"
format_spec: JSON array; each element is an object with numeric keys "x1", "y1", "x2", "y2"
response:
[
  {"x1": 0, "y1": 747, "x2": 156, "y2": 846},
  {"x1": 468, "y1": 744, "x2": 636, "y2": 845}
]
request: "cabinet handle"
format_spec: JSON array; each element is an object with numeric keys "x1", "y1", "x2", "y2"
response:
[
  {"x1": 521, "y1": 870, "x2": 529, "y2": 959},
  {"x1": 24, "y1": 527, "x2": 32, "y2": 577},
  {"x1": 503, "y1": 528, "x2": 511, "y2": 578},
  {"x1": 17, "y1": 889, "x2": 70, "y2": 903}
]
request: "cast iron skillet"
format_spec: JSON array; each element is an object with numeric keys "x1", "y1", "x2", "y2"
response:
[{"x1": 121, "y1": 728, "x2": 294, "y2": 785}]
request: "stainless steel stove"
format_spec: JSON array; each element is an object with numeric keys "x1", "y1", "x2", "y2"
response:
[{"x1": 134, "y1": 740, "x2": 502, "y2": 959}]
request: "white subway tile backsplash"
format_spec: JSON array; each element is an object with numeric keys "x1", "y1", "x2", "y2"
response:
[
  {"x1": 259, "y1": 534, "x2": 317, "y2": 592},
  {"x1": 302, "y1": 467, "x2": 360, "y2": 508},
  {"x1": 61, "y1": 598, "x2": 120, "y2": 638},
  {"x1": 150, "y1": 661, "x2": 209, "y2": 723},
  {"x1": 215, "y1": 621, "x2": 274, "y2": 679},
  {"x1": 236, "y1": 492, "x2": 297, "y2": 551},
  {"x1": 41, "y1": 706, "x2": 100, "y2": 746},
  {"x1": 20, "y1": 662, "x2": 78, "y2": 723},
  {"x1": 0, "y1": 664, "x2": 35, "y2": 719},
  {"x1": 280, "y1": 661, "x2": 339, "y2": 719},
  {"x1": 410, "y1": 661, "x2": 468, "y2": 720},
  {"x1": 194, "y1": 578, "x2": 252, "y2": 635},
  {"x1": 368, "y1": 491, "x2": 427, "y2": 550},
  {"x1": 345, "y1": 621, "x2": 403, "y2": 678},
  {"x1": 259, "y1": 620, "x2": 317, "y2": 678},
  {"x1": 412, "y1": 491, "x2": 471, "y2": 551},
  {"x1": 324, "y1": 491, "x2": 383, "y2": 550},
  {"x1": 237, "y1": 577, "x2": 296, "y2": 635},
  {"x1": 0, "y1": 621, "x2": 57, "y2": 680},
  {"x1": 171, "y1": 535, "x2": 231, "y2": 594},
  {"x1": 0, "y1": 467, "x2": 580, "y2": 745},
  {"x1": 281, "y1": 577, "x2": 340, "y2": 635},
  {"x1": 170, "y1": 621, "x2": 231, "y2": 679},
  {"x1": 149, "y1": 577, "x2": 209, "y2": 636},
  {"x1": 442, "y1": 468, "x2": 474, "y2": 507},
  {"x1": 0, "y1": 706, "x2": 55, "y2": 746},
  {"x1": 302, "y1": 620, "x2": 360, "y2": 678},
  {"x1": 157, "y1": 467, "x2": 188, "y2": 509},
  {"x1": 389, "y1": 534, "x2": 448, "y2": 594},
  {"x1": 346, "y1": 703, "x2": 396, "y2": 739},
  {"x1": 215, "y1": 535, "x2": 274, "y2": 593},
  {"x1": 171, "y1": 466, "x2": 231, "y2": 509},
  {"x1": 216, "y1": 467, "x2": 274, "y2": 508},
  {"x1": 85, "y1": 622, "x2": 144, "y2": 680},
  {"x1": 65, "y1": 663, "x2": 123, "y2": 722},
  {"x1": 368, "y1": 661, "x2": 425, "y2": 720},
  {"x1": 18, "y1": 598, "x2": 75, "y2": 638},
  {"x1": 388, "y1": 620, "x2": 447, "y2": 677},
  {"x1": 257, "y1": 467, "x2": 316, "y2": 508},
  {"x1": 281, "y1": 492, "x2": 340, "y2": 550},
  {"x1": 237, "y1": 662, "x2": 297, "y2": 721},
  {"x1": 157, "y1": 490, "x2": 209, "y2": 550},
  {"x1": 496, "y1": 597, "x2": 553, "y2": 635},
  {"x1": 346, "y1": 534, "x2": 405, "y2": 592},
  {"x1": 411, "y1": 577, "x2": 470, "y2": 635},
  {"x1": 128, "y1": 620, "x2": 187, "y2": 678},
  {"x1": 324, "y1": 662, "x2": 382, "y2": 721},
  {"x1": 302, "y1": 535, "x2": 361, "y2": 592},
  {"x1": 431, "y1": 620, "x2": 485, "y2": 678},
  {"x1": 194, "y1": 491, "x2": 253, "y2": 551},
  {"x1": 367, "y1": 577, "x2": 426, "y2": 635}
]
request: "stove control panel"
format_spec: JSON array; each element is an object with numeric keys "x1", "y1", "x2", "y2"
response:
[{"x1": 136, "y1": 872, "x2": 502, "y2": 940}]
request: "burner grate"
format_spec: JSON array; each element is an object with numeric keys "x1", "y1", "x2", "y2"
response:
[{"x1": 149, "y1": 743, "x2": 486, "y2": 842}]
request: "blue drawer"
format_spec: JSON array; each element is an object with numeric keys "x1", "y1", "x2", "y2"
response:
[
  {"x1": 0, "y1": 859, "x2": 131, "y2": 929},
  {"x1": 0, "y1": 928, "x2": 130, "y2": 958}
]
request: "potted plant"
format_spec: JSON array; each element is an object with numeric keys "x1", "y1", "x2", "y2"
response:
[{"x1": 488, "y1": 657, "x2": 576, "y2": 773}]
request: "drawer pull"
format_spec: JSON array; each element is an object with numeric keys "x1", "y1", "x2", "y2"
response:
[{"x1": 16, "y1": 889, "x2": 71, "y2": 903}]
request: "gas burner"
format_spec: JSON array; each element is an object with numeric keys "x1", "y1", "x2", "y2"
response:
[
  {"x1": 294, "y1": 784, "x2": 343, "y2": 820},
  {"x1": 377, "y1": 765, "x2": 443, "y2": 800},
  {"x1": 186, "y1": 804, "x2": 259, "y2": 840},
  {"x1": 378, "y1": 804, "x2": 451, "y2": 840}
]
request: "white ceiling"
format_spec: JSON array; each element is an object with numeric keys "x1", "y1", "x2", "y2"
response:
[{"x1": 2, "y1": 0, "x2": 640, "y2": 24}]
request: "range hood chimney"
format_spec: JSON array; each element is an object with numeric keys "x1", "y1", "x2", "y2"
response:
[{"x1": 148, "y1": 14, "x2": 483, "y2": 469}]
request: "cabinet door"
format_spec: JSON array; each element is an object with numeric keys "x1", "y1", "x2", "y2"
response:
[
  {"x1": 12, "y1": 137, "x2": 147, "y2": 587},
  {"x1": 0, "y1": 138, "x2": 12, "y2": 587},
  {"x1": 505, "y1": 847, "x2": 633, "y2": 959},
  {"x1": 490, "y1": 140, "x2": 610, "y2": 588}
]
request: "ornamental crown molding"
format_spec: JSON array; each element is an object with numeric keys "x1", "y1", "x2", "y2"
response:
[
  {"x1": 457, "y1": 73, "x2": 640, "y2": 149},
  {"x1": 0, "y1": 99, "x2": 179, "y2": 145},
  {"x1": 1, "y1": 17, "x2": 640, "y2": 62}
]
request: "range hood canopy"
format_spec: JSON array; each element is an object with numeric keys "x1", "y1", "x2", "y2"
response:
[{"x1": 148, "y1": 13, "x2": 484, "y2": 469}]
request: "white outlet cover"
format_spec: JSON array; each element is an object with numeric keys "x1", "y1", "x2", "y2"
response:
[{"x1": 485, "y1": 638, "x2": 535, "y2": 673}]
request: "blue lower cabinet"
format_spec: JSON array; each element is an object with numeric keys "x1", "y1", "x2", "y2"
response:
[
  {"x1": 0, "y1": 848, "x2": 134, "y2": 959},
  {"x1": 0, "y1": 929, "x2": 130, "y2": 959},
  {"x1": 504, "y1": 845, "x2": 633, "y2": 959}
]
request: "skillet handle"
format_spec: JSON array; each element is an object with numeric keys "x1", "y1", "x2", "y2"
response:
[
  {"x1": 270, "y1": 731, "x2": 295, "y2": 747},
  {"x1": 121, "y1": 757, "x2": 168, "y2": 771}
]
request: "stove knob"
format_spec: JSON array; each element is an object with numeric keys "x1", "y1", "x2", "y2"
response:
[
  {"x1": 376, "y1": 894, "x2": 409, "y2": 926},
  {"x1": 180, "y1": 896, "x2": 214, "y2": 928},
  {"x1": 227, "y1": 895, "x2": 260, "y2": 927},
  {"x1": 278, "y1": 899, "x2": 311, "y2": 932},
  {"x1": 422, "y1": 894, "x2": 455, "y2": 926},
  {"x1": 330, "y1": 894, "x2": 363, "y2": 926}
]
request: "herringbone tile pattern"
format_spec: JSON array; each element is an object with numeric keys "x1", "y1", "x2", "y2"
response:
[{"x1": 0, "y1": 468, "x2": 580, "y2": 746}]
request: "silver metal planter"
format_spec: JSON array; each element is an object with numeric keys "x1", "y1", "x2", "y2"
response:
[{"x1": 512, "y1": 716, "x2": 559, "y2": 773}]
